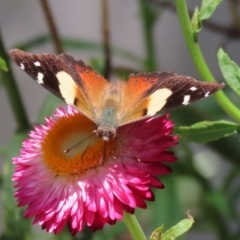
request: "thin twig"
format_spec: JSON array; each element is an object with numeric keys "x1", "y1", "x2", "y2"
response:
[
  {"x1": 101, "y1": 0, "x2": 112, "y2": 79},
  {"x1": 228, "y1": 0, "x2": 240, "y2": 33},
  {"x1": 40, "y1": 0, "x2": 63, "y2": 54},
  {"x1": 0, "y1": 31, "x2": 30, "y2": 131},
  {"x1": 138, "y1": 0, "x2": 158, "y2": 71}
]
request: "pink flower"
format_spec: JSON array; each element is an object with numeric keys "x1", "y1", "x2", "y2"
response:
[{"x1": 13, "y1": 106, "x2": 178, "y2": 235}]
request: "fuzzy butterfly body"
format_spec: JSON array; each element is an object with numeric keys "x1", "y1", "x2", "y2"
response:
[{"x1": 9, "y1": 49, "x2": 224, "y2": 141}]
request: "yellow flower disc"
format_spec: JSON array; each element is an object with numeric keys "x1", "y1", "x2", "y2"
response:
[{"x1": 42, "y1": 113, "x2": 116, "y2": 175}]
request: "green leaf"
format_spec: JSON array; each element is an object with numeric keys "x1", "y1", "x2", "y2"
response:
[
  {"x1": 199, "y1": 0, "x2": 222, "y2": 21},
  {"x1": 191, "y1": 0, "x2": 222, "y2": 34},
  {"x1": 161, "y1": 217, "x2": 194, "y2": 240},
  {"x1": 149, "y1": 225, "x2": 163, "y2": 240},
  {"x1": 0, "y1": 56, "x2": 8, "y2": 71},
  {"x1": 14, "y1": 35, "x2": 50, "y2": 51},
  {"x1": 217, "y1": 48, "x2": 240, "y2": 97},
  {"x1": 13, "y1": 35, "x2": 144, "y2": 66},
  {"x1": 175, "y1": 120, "x2": 239, "y2": 143},
  {"x1": 191, "y1": 7, "x2": 200, "y2": 35}
]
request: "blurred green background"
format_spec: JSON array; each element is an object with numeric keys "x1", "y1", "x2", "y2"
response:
[{"x1": 1, "y1": 0, "x2": 240, "y2": 240}]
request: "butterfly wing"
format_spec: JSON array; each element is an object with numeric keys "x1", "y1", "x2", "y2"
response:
[
  {"x1": 9, "y1": 49, "x2": 109, "y2": 121},
  {"x1": 10, "y1": 49, "x2": 225, "y2": 129},
  {"x1": 118, "y1": 71, "x2": 224, "y2": 125}
]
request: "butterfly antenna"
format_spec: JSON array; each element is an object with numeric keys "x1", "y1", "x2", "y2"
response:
[
  {"x1": 116, "y1": 136, "x2": 141, "y2": 162},
  {"x1": 80, "y1": 133, "x2": 94, "y2": 159},
  {"x1": 64, "y1": 132, "x2": 95, "y2": 154}
]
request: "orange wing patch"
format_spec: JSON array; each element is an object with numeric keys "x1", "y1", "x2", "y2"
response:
[
  {"x1": 117, "y1": 72, "x2": 174, "y2": 125},
  {"x1": 75, "y1": 64, "x2": 109, "y2": 118}
]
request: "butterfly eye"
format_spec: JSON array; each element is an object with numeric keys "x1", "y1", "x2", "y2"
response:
[{"x1": 96, "y1": 127, "x2": 116, "y2": 141}]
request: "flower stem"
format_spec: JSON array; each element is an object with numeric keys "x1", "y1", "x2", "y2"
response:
[
  {"x1": 123, "y1": 212, "x2": 147, "y2": 240},
  {"x1": 0, "y1": 31, "x2": 30, "y2": 131},
  {"x1": 174, "y1": 0, "x2": 240, "y2": 123}
]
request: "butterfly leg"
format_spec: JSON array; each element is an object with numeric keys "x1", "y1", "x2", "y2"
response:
[{"x1": 116, "y1": 137, "x2": 141, "y2": 162}]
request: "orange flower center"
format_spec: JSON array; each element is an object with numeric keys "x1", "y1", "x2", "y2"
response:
[{"x1": 42, "y1": 113, "x2": 116, "y2": 175}]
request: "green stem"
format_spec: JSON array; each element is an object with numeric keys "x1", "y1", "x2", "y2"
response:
[
  {"x1": 174, "y1": 0, "x2": 240, "y2": 123},
  {"x1": 139, "y1": 0, "x2": 158, "y2": 71},
  {"x1": 0, "y1": 31, "x2": 30, "y2": 131},
  {"x1": 123, "y1": 212, "x2": 147, "y2": 240}
]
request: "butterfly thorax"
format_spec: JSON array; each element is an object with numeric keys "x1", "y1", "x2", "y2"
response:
[{"x1": 96, "y1": 88, "x2": 119, "y2": 141}]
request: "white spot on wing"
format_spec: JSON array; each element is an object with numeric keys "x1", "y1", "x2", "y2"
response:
[
  {"x1": 190, "y1": 86, "x2": 197, "y2": 91},
  {"x1": 182, "y1": 95, "x2": 190, "y2": 105},
  {"x1": 37, "y1": 72, "x2": 44, "y2": 84},
  {"x1": 56, "y1": 71, "x2": 76, "y2": 105},
  {"x1": 20, "y1": 63, "x2": 25, "y2": 70},
  {"x1": 204, "y1": 91, "x2": 210, "y2": 97},
  {"x1": 34, "y1": 61, "x2": 41, "y2": 66},
  {"x1": 147, "y1": 88, "x2": 172, "y2": 116}
]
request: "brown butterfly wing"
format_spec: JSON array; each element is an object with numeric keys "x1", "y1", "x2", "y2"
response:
[
  {"x1": 9, "y1": 50, "x2": 224, "y2": 128},
  {"x1": 117, "y1": 71, "x2": 224, "y2": 125},
  {"x1": 59, "y1": 53, "x2": 110, "y2": 119},
  {"x1": 9, "y1": 49, "x2": 109, "y2": 121}
]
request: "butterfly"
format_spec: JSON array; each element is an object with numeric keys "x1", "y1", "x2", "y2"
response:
[{"x1": 9, "y1": 49, "x2": 224, "y2": 141}]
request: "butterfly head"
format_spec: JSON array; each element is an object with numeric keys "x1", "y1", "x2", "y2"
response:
[{"x1": 96, "y1": 126, "x2": 116, "y2": 141}]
